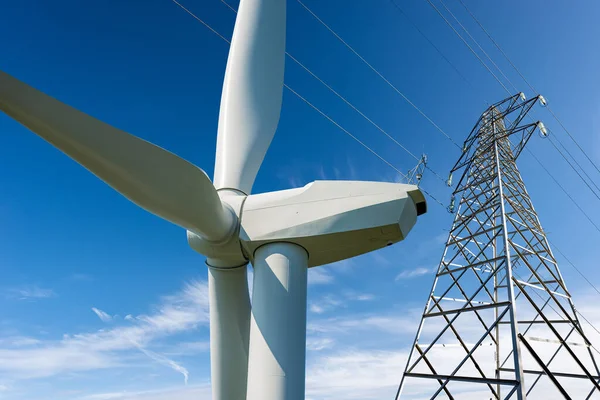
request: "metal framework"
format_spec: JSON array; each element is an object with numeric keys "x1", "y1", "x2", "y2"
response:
[
  {"x1": 408, "y1": 154, "x2": 428, "y2": 185},
  {"x1": 396, "y1": 93, "x2": 600, "y2": 399}
]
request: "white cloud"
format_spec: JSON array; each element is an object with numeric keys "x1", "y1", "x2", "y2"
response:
[
  {"x1": 91, "y1": 308, "x2": 113, "y2": 323},
  {"x1": 162, "y1": 340, "x2": 210, "y2": 356},
  {"x1": 342, "y1": 290, "x2": 375, "y2": 301},
  {"x1": 134, "y1": 345, "x2": 189, "y2": 385},
  {"x1": 0, "y1": 280, "x2": 210, "y2": 380},
  {"x1": 308, "y1": 268, "x2": 334, "y2": 285},
  {"x1": 309, "y1": 304, "x2": 325, "y2": 314},
  {"x1": 0, "y1": 336, "x2": 41, "y2": 347},
  {"x1": 77, "y1": 384, "x2": 212, "y2": 400},
  {"x1": 309, "y1": 295, "x2": 343, "y2": 314},
  {"x1": 5, "y1": 285, "x2": 56, "y2": 300},
  {"x1": 306, "y1": 337, "x2": 335, "y2": 351},
  {"x1": 307, "y1": 349, "x2": 407, "y2": 399},
  {"x1": 308, "y1": 291, "x2": 373, "y2": 315},
  {"x1": 395, "y1": 267, "x2": 433, "y2": 281}
]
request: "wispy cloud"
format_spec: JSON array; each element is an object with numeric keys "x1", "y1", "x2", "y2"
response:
[
  {"x1": 77, "y1": 384, "x2": 212, "y2": 400},
  {"x1": 309, "y1": 295, "x2": 342, "y2": 314},
  {"x1": 91, "y1": 308, "x2": 113, "y2": 323},
  {"x1": 308, "y1": 268, "x2": 334, "y2": 285},
  {"x1": 306, "y1": 337, "x2": 335, "y2": 351},
  {"x1": 162, "y1": 340, "x2": 210, "y2": 356},
  {"x1": 307, "y1": 349, "x2": 407, "y2": 399},
  {"x1": 342, "y1": 290, "x2": 375, "y2": 302},
  {"x1": 134, "y1": 344, "x2": 189, "y2": 384},
  {"x1": 395, "y1": 267, "x2": 433, "y2": 281},
  {"x1": 4, "y1": 285, "x2": 56, "y2": 300},
  {"x1": 0, "y1": 280, "x2": 209, "y2": 380},
  {"x1": 309, "y1": 292, "x2": 375, "y2": 314}
]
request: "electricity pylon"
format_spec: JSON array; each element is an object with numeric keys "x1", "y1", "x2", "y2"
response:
[{"x1": 397, "y1": 93, "x2": 600, "y2": 399}]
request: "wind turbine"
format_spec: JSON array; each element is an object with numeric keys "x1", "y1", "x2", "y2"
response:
[{"x1": 0, "y1": 0, "x2": 427, "y2": 399}]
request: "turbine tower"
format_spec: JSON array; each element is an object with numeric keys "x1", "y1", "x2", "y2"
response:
[
  {"x1": 0, "y1": 0, "x2": 427, "y2": 399},
  {"x1": 397, "y1": 93, "x2": 600, "y2": 399}
]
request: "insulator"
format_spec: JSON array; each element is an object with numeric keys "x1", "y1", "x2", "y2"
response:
[
  {"x1": 462, "y1": 145, "x2": 468, "y2": 153},
  {"x1": 447, "y1": 196, "x2": 456, "y2": 214},
  {"x1": 537, "y1": 121, "x2": 548, "y2": 137},
  {"x1": 416, "y1": 173, "x2": 423, "y2": 182},
  {"x1": 538, "y1": 95, "x2": 547, "y2": 106},
  {"x1": 519, "y1": 92, "x2": 526, "y2": 101},
  {"x1": 447, "y1": 173, "x2": 453, "y2": 187}
]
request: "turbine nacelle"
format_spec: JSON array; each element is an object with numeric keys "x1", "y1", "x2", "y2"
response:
[{"x1": 188, "y1": 181, "x2": 426, "y2": 268}]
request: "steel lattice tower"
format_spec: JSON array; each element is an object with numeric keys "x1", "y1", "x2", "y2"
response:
[{"x1": 397, "y1": 93, "x2": 600, "y2": 399}]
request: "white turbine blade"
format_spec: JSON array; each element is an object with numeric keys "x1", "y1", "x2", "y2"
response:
[
  {"x1": 0, "y1": 71, "x2": 233, "y2": 241},
  {"x1": 214, "y1": 0, "x2": 286, "y2": 194}
]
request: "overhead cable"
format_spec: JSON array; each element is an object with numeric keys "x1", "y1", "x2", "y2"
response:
[
  {"x1": 456, "y1": 0, "x2": 600, "y2": 177},
  {"x1": 437, "y1": 0, "x2": 517, "y2": 93},
  {"x1": 388, "y1": 0, "x2": 482, "y2": 103},
  {"x1": 422, "y1": 0, "x2": 600, "y2": 230},
  {"x1": 296, "y1": 0, "x2": 461, "y2": 148},
  {"x1": 550, "y1": 240, "x2": 600, "y2": 299},
  {"x1": 436, "y1": 2, "x2": 600, "y2": 205},
  {"x1": 423, "y1": 0, "x2": 511, "y2": 95},
  {"x1": 525, "y1": 148, "x2": 600, "y2": 235},
  {"x1": 548, "y1": 136, "x2": 600, "y2": 202}
]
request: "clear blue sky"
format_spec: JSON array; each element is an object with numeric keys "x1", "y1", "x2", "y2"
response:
[{"x1": 1, "y1": 0, "x2": 600, "y2": 399}]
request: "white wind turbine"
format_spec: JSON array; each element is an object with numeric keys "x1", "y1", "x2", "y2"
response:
[{"x1": 0, "y1": 0, "x2": 427, "y2": 399}]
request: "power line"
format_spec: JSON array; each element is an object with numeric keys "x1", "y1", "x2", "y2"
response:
[
  {"x1": 285, "y1": 51, "x2": 447, "y2": 184},
  {"x1": 551, "y1": 240, "x2": 600, "y2": 298},
  {"x1": 218, "y1": 0, "x2": 236, "y2": 12},
  {"x1": 423, "y1": 0, "x2": 511, "y2": 95},
  {"x1": 171, "y1": 0, "x2": 231, "y2": 43},
  {"x1": 388, "y1": 0, "x2": 483, "y2": 103},
  {"x1": 437, "y1": 0, "x2": 517, "y2": 93},
  {"x1": 434, "y1": 0, "x2": 600, "y2": 206},
  {"x1": 548, "y1": 135, "x2": 600, "y2": 202},
  {"x1": 297, "y1": 0, "x2": 461, "y2": 148},
  {"x1": 455, "y1": 0, "x2": 600, "y2": 178},
  {"x1": 421, "y1": 0, "x2": 600, "y2": 235},
  {"x1": 548, "y1": 129, "x2": 600, "y2": 195},
  {"x1": 547, "y1": 106, "x2": 600, "y2": 176},
  {"x1": 525, "y1": 148, "x2": 600, "y2": 235}
]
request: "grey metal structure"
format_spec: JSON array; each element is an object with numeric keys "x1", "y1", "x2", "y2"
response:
[{"x1": 396, "y1": 93, "x2": 600, "y2": 399}]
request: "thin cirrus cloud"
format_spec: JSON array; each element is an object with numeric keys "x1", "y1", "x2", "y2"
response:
[
  {"x1": 0, "y1": 280, "x2": 210, "y2": 381},
  {"x1": 91, "y1": 307, "x2": 113, "y2": 323},
  {"x1": 4, "y1": 284, "x2": 56, "y2": 300},
  {"x1": 394, "y1": 267, "x2": 433, "y2": 281}
]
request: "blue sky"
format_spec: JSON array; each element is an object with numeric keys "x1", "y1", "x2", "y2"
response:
[{"x1": 1, "y1": 0, "x2": 600, "y2": 398}]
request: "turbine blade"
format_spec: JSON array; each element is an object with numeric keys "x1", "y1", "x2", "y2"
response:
[
  {"x1": 0, "y1": 71, "x2": 233, "y2": 241},
  {"x1": 214, "y1": 0, "x2": 286, "y2": 194}
]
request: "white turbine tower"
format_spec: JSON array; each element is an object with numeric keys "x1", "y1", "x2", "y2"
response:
[{"x1": 0, "y1": 0, "x2": 427, "y2": 399}]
